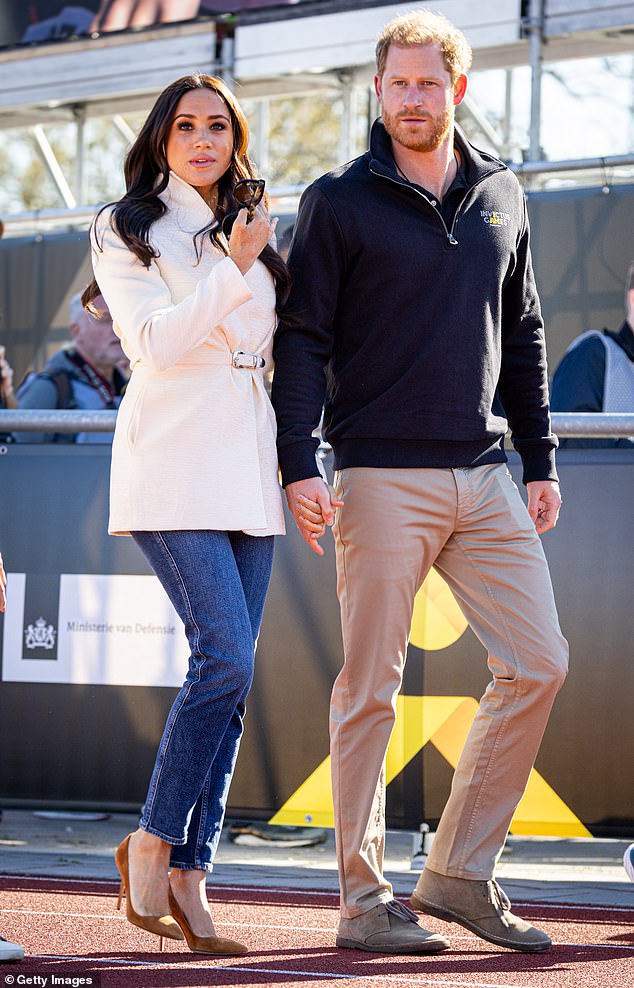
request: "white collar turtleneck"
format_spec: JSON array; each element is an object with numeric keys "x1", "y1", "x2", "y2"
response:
[{"x1": 157, "y1": 170, "x2": 216, "y2": 232}]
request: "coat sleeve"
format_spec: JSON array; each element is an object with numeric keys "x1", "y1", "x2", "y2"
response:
[
  {"x1": 271, "y1": 185, "x2": 347, "y2": 486},
  {"x1": 498, "y1": 196, "x2": 558, "y2": 484},
  {"x1": 90, "y1": 210, "x2": 253, "y2": 372}
]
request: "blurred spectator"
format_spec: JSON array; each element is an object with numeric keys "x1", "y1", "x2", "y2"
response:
[
  {"x1": 0, "y1": 345, "x2": 17, "y2": 410},
  {"x1": 3, "y1": 1, "x2": 318, "y2": 46},
  {"x1": 15, "y1": 292, "x2": 128, "y2": 444},
  {"x1": 550, "y1": 263, "x2": 634, "y2": 447},
  {"x1": 90, "y1": 0, "x2": 199, "y2": 33},
  {"x1": 0, "y1": 345, "x2": 17, "y2": 443},
  {"x1": 90, "y1": 0, "x2": 297, "y2": 34}
]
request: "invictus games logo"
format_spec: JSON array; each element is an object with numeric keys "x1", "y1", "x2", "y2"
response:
[
  {"x1": 481, "y1": 209, "x2": 510, "y2": 227},
  {"x1": 24, "y1": 616, "x2": 57, "y2": 651}
]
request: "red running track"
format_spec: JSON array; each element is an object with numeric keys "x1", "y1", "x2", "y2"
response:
[{"x1": 1, "y1": 875, "x2": 633, "y2": 988}]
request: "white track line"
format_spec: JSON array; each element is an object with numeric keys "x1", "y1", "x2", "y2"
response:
[
  {"x1": 1, "y1": 875, "x2": 632, "y2": 914},
  {"x1": 210, "y1": 971, "x2": 535, "y2": 987},
  {"x1": 0, "y1": 908, "x2": 337, "y2": 931},
  {"x1": 30, "y1": 955, "x2": 352, "y2": 976},
  {"x1": 1, "y1": 908, "x2": 127, "y2": 920},
  {"x1": 208, "y1": 968, "x2": 355, "y2": 980},
  {"x1": 1, "y1": 875, "x2": 120, "y2": 886},
  {"x1": 4, "y1": 903, "x2": 634, "y2": 950},
  {"x1": 560, "y1": 943, "x2": 634, "y2": 950},
  {"x1": 25, "y1": 956, "x2": 536, "y2": 987},
  {"x1": 9, "y1": 910, "x2": 634, "y2": 955}
]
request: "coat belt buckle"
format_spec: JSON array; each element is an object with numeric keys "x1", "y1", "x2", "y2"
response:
[{"x1": 232, "y1": 349, "x2": 265, "y2": 369}]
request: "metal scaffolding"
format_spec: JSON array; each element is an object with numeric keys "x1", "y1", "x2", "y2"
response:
[{"x1": 1, "y1": 2, "x2": 633, "y2": 230}]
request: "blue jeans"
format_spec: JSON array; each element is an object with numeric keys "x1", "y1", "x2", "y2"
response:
[{"x1": 131, "y1": 529, "x2": 274, "y2": 871}]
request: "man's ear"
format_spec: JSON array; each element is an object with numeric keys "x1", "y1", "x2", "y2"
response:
[
  {"x1": 627, "y1": 287, "x2": 634, "y2": 326},
  {"x1": 453, "y1": 73, "x2": 467, "y2": 106},
  {"x1": 68, "y1": 322, "x2": 80, "y2": 342},
  {"x1": 373, "y1": 73, "x2": 382, "y2": 104}
]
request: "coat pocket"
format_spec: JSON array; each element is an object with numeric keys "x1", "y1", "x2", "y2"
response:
[{"x1": 125, "y1": 382, "x2": 146, "y2": 450}]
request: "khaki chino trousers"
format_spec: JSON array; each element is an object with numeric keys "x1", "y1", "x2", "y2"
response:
[{"x1": 330, "y1": 464, "x2": 568, "y2": 918}]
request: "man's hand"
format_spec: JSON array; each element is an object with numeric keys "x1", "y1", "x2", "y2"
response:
[
  {"x1": 0, "y1": 552, "x2": 7, "y2": 613},
  {"x1": 285, "y1": 477, "x2": 344, "y2": 556},
  {"x1": 526, "y1": 480, "x2": 562, "y2": 535}
]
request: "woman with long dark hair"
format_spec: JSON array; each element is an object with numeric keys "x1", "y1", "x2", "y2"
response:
[{"x1": 86, "y1": 74, "x2": 314, "y2": 956}]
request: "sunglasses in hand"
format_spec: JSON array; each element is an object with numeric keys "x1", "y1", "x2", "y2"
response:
[{"x1": 221, "y1": 178, "x2": 266, "y2": 235}]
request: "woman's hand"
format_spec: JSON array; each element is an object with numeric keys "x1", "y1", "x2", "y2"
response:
[{"x1": 229, "y1": 205, "x2": 278, "y2": 276}]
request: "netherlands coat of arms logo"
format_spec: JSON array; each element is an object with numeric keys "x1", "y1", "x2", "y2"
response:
[{"x1": 24, "y1": 617, "x2": 56, "y2": 650}]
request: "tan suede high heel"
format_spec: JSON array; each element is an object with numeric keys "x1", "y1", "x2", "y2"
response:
[
  {"x1": 168, "y1": 887, "x2": 248, "y2": 956},
  {"x1": 115, "y1": 833, "x2": 185, "y2": 950}
]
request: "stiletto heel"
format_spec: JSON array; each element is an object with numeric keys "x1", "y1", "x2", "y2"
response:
[
  {"x1": 168, "y1": 888, "x2": 247, "y2": 956},
  {"x1": 114, "y1": 834, "x2": 184, "y2": 945}
]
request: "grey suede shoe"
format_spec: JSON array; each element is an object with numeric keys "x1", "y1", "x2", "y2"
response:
[
  {"x1": 336, "y1": 899, "x2": 450, "y2": 954},
  {"x1": 410, "y1": 868, "x2": 551, "y2": 953}
]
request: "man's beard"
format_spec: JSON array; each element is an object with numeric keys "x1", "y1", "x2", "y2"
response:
[{"x1": 382, "y1": 105, "x2": 452, "y2": 152}]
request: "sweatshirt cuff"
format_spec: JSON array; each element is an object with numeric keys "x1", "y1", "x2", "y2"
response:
[
  {"x1": 517, "y1": 443, "x2": 559, "y2": 485},
  {"x1": 277, "y1": 440, "x2": 322, "y2": 487}
]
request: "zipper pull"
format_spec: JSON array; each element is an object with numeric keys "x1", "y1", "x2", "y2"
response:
[{"x1": 447, "y1": 234, "x2": 459, "y2": 247}]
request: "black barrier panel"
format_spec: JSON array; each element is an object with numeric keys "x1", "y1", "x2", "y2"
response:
[{"x1": 0, "y1": 444, "x2": 633, "y2": 834}]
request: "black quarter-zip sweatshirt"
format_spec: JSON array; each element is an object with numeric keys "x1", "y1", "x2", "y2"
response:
[{"x1": 272, "y1": 120, "x2": 558, "y2": 487}]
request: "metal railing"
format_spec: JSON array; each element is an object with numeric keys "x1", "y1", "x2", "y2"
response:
[
  {"x1": 550, "y1": 413, "x2": 634, "y2": 438},
  {"x1": 509, "y1": 153, "x2": 634, "y2": 177},
  {"x1": 0, "y1": 409, "x2": 117, "y2": 433},
  {"x1": 0, "y1": 410, "x2": 632, "y2": 437}
]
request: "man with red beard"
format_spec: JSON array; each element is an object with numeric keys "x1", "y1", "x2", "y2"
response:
[{"x1": 272, "y1": 9, "x2": 567, "y2": 956}]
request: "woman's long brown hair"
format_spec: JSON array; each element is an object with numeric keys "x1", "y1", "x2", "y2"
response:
[{"x1": 83, "y1": 74, "x2": 290, "y2": 313}]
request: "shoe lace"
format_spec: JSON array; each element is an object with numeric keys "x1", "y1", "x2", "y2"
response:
[
  {"x1": 386, "y1": 899, "x2": 419, "y2": 924},
  {"x1": 486, "y1": 880, "x2": 512, "y2": 923}
]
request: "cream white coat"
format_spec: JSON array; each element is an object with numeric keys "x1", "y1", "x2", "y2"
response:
[{"x1": 91, "y1": 171, "x2": 285, "y2": 537}]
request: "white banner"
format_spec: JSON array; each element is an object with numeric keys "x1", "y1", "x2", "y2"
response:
[{"x1": 1, "y1": 573, "x2": 188, "y2": 687}]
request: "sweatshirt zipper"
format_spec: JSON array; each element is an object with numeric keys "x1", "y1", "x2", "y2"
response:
[{"x1": 369, "y1": 164, "x2": 504, "y2": 248}]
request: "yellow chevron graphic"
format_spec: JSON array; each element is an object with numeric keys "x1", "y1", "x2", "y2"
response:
[
  {"x1": 269, "y1": 695, "x2": 590, "y2": 838},
  {"x1": 410, "y1": 569, "x2": 468, "y2": 651}
]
